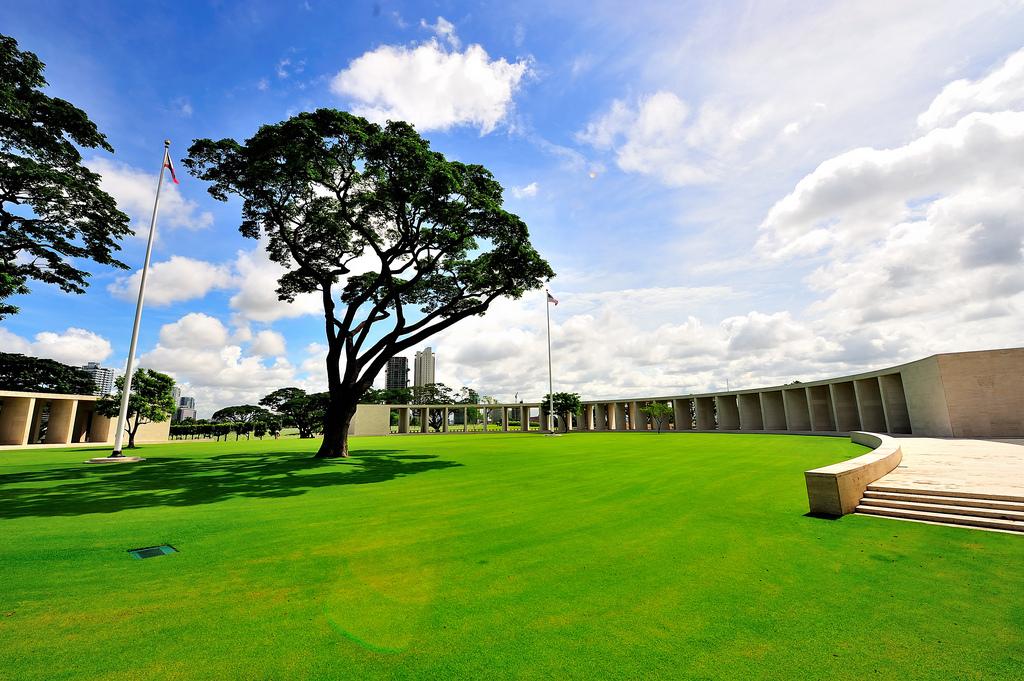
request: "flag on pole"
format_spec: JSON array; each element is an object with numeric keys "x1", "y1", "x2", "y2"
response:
[
  {"x1": 163, "y1": 150, "x2": 180, "y2": 184},
  {"x1": 546, "y1": 290, "x2": 559, "y2": 306}
]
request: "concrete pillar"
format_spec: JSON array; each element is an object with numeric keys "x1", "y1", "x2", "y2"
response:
[
  {"x1": 420, "y1": 408, "x2": 429, "y2": 433},
  {"x1": 89, "y1": 413, "x2": 113, "y2": 442},
  {"x1": 613, "y1": 403, "x2": 627, "y2": 431},
  {"x1": 71, "y1": 403, "x2": 93, "y2": 442},
  {"x1": 760, "y1": 391, "x2": 786, "y2": 430},
  {"x1": 716, "y1": 395, "x2": 740, "y2": 430},
  {"x1": 0, "y1": 396, "x2": 35, "y2": 445},
  {"x1": 854, "y1": 378, "x2": 887, "y2": 432},
  {"x1": 43, "y1": 399, "x2": 78, "y2": 444},
  {"x1": 628, "y1": 401, "x2": 640, "y2": 430},
  {"x1": 503, "y1": 407, "x2": 509, "y2": 432},
  {"x1": 399, "y1": 407, "x2": 410, "y2": 433},
  {"x1": 442, "y1": 407, "x2": 449, "y2": 432},
  {"x1": 806, "y1": 385, "x2": 836, "y2": 431},
  {"x1": 672, "y1": 399, "x2": 685, "y2": 431},
  {"x1": 830, "y1": 382, "x2": 860, "y2": 432},
  {"x1": 879, "y1": 373, "x2": 912, "y2": 434},
  {"x1": 584, "y1": 405, "x2": 594, "y2": 431},
  {"x1": 28, "y1": 400, "x2": 45, "y2": 444},
  {"x1": 695, "y1": 397, "x2": 716, "y2": 430},
  {"x1": 737, "y1": 394, "x2": 764, "y2": 430},
  {"x1": 783, "y1": 388, "x2": 811, "y2": 431},
  {"x1": 521, "y1": 407, "x2": 529, "y2": 432}
]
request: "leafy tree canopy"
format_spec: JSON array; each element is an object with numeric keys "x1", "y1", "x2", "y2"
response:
[
  {"x1": 211, "y1": 404, "x2": 270, "y2": 424},
  {"x1": 411, "y1": 382, "x2": 457, "y2": 405},
  {"x1": 96, "y1": 369, "x2": 175, "y2": 448},
  {"x1": 258, "y1": 387, "x2": 329, "y2": 439},
  {"x1": 640, "y1": 401, "x2": 673, "y2": 434},
  {"x1": 359, "y1": 386, "x2": 412, "y2": 404},
  {"x1": 0, "y1": 34, "x2": 132, "y2": 318},
  {"x1": 543, "y1": 392, "x2": 582, "y2": 416},
  {"x1": 0, "y1": 352, "x2": 95, "y2": 394},
  {"x1": 185, "y1": 109, "x2": 553, "y2": 457}
]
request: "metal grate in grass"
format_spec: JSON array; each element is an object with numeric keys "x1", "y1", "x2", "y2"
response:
[{"x1": 128, "y1": 545, "x2": 177, "y2": 559}]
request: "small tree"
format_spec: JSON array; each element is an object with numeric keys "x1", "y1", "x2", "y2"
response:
[
  {"x1": 96, "y1": 369, "x2": 175, "y2": 448},
  {"x1": 0, "y1": 352, "x2": 96, "y2": 394},
  {"x1": 259, "y1": 387, "x2": 328, "y2": 439},
  {"x1": 543, "y1": 392, "x2": 582, "y2": 432},
  {"x1": 185, "y1": 110, "x2": 554, "y2": 457},
  {"x1": 640, "y1": 402, "x2": 673, "y2": 434},
  {"x1": 0, "y1": 35, "x2": 132, "y2": 318}
]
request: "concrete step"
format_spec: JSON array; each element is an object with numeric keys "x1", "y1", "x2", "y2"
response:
[
  {"x1": 856, "y1": 504, "x2": 1024, "y2": 533},
  {"x1": 858, "y1": 498, "x2": 1024, "y2": 522},
  {"x1": 862, "y1": 490, "x2": 1024, "y2": 513},
  {"x1": 866, "y1": 483, "x2": 1024, "y2": 504}
]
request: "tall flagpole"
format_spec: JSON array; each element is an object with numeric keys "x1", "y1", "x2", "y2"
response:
[
  {"x1": 545, "y1": 290, "x2": 554, "y2": 432},
  {"x1": 111, "y1": 140, "x2": 170, "y2": 456}
]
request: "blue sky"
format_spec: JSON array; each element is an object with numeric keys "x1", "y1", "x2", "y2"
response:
[{"x1": 2, "y1": 1, "x2": 1024, "y2": 416}]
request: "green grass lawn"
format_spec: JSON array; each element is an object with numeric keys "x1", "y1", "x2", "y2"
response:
[{"x1": 1, "y1": 433, "x2": 1022, "y2": 680}]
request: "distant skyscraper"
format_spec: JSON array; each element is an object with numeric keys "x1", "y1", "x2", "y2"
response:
[
  {"x1": 386, "y1": 356, "x2": 409, "y2": 390},
  {"x1": 172, "y1": 385, "x2": 181, "y2": 406},
  {"x1": 80, "y1": 362, "x2": 115, "y2": 396},
  {"x1": 413, "y1": 347, "x2": 435, "y2": 387},
  {"x1": 175, "y1": 396, "x2": 196, "y2": 421}
]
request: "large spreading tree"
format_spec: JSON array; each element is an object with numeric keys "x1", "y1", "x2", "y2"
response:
[
  {"x1": 0, "y1": 34, "x2": 132, "y2": 318},
  {"x1": 186, "y1": 110, "x2": 554, "y2": 458},
  {"x1": 0, "y1": 352, "x2": 96, "y2": 394}
]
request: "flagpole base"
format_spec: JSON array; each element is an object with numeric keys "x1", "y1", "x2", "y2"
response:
[{"x1": 86, "y1": 456, "x2": 145, "y2": 464}]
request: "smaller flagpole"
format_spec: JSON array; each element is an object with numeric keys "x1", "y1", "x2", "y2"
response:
[
  {"x1": 546, "y1": 290, "x2": 554, "y2": 432},
  {"x1": 111, "y1": 140, "x2": 170, "y2": 456}
]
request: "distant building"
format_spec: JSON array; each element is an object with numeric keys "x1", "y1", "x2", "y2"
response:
[
  {"x1": 386, "y1": 356, "x2": 409, "y2": 390},
  {"x1": 80, "y1": 362, "x2": 115, "y2": 396},
  {"x1": 413, "y1": 347, "x2": 435, "y2": 387},
  {"x1": 172, "y1": 385, "x2": 181, "y2": 407},
  {"x1": 175, "y1": 396, "x2": 196, "y2": 421}
]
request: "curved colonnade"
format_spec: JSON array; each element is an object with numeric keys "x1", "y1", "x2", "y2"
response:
[{"x1": 574, "y1": 348, "x2": 1023, "y2": 439}]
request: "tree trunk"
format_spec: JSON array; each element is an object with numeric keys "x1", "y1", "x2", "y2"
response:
[{"x1": 316, "y1": 398, "x2": 357, "y2": 458}]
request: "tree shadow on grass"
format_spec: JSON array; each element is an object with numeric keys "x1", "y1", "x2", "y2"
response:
[{"x1": 0, "y1": 450, "x2": 462, "y2": 519}]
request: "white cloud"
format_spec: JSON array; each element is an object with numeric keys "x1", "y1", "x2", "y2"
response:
[
  {"x1": 172, "y1": 97, "x2": 193, "y2": 118},
  {"x1": 750, "y1": 67, "x2": 1024, "y2": 364},
  {"x1": 140, "y1": 313, "x2": 308, "y2": 415},
  {"x1": 86, "y1": 158, "x2": 214, "y2": 234},
  {"x1": 229, "y1": 246, "x2": 323, "y2": 323},
  {"x1": 577, "y1": 91, "x2": 744, "y2": 186},
  {"x1": 107, "y1": 256, "x2": 234, "y2": 306},
  {"x1": 0, "y1": 327, "x2": 112, "y2": 366},
  {"x1": 918, "y1": 48, "x2": 1024, "y2": 130},
  {"x1": 249, "y1": 329, "x2": 287, "y2": 357},
  {"x1": 331, "y1": 37, "x2": 530, "y2": 134},
  {"x1": 420, "y1": 16, "x2": 460, "y2": 48},
  {"x1": 757, "y1": 111, "x2": 1024, "y2": 259},
  {"x1": 510, "y1": 182, "x2": 538, "y2": 199},
  {"x1": 577, "y1": 2, "x2": 1023, "y2": 193},
  {"x1": 158, "y1": 313, "x2": 230, "y2": 349}
]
